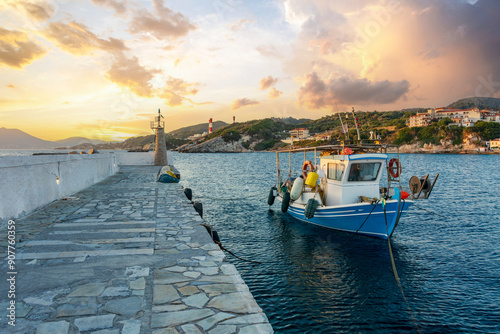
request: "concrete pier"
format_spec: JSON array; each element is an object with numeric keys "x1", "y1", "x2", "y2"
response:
[{"x1": 1, "y1": 166, "x2": 273, "y2": 333}]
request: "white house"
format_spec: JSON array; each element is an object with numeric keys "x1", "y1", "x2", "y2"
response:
[{"x1": 290, "y1": 128, "x2": 310, "y2": 139}]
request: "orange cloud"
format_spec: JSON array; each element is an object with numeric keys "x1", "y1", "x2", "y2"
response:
[
  {"x1": 297, "y1": 72, "x2": 409, "y2": 109},
  {"x1": 91, "y1": 0, "x2": 128, "y2": 15},
  {"x1": 129, "y1": 0, "x2": 196, "y2": 40},
  {"x1": 269, "y1": 87, "x2": 283, "y2": 99},
  {"x1": 14, "y1": 0, "x2": 55, "y2": 22},
  {"x1": 42, "y1": 21, "x2": 128, "y2": 55},
  {"x1": 232, "y1": 98, "x2": 259, "y2": 110},
  {"x1": 0, "y1": 28, "x2": 46, "y2": 69},
  {"x1": 260, "y1": 75, "x2": 278, "y2": 90},
  {"x1": 106, "y1": 54, "x2": 160, "y2": 97},
  {"x1": 158, "y1": 77, "x2": 204, "y2": 107}
]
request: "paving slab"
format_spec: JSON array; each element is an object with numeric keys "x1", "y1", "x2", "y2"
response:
[{"x1": 0, "y1": 165, "x2": 273, "y2": 333}]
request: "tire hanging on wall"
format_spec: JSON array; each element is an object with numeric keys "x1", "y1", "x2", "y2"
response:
[{"x1": 281, "y1": 191, "x2": 291, "y2": 213}]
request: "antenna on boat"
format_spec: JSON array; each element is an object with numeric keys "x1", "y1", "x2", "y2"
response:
[
  {"x1": 351, "y1": 107, "x2": 361, "y2": 142},
  {"x1": 336, "y1": 103, "x2": 349, "y2": 141}
]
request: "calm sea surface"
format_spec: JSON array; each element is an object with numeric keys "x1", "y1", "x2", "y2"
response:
[
  {"x1": 173, "y1": 152, "x2": 500, "y2": 334},
  {"x1": 2, "y1": 150, "x2": 498, "y2": 333}
]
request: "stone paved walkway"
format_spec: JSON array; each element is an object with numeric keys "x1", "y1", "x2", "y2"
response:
[{"x1": 0, "y1": 166, "x2": 273, "y2": 334}]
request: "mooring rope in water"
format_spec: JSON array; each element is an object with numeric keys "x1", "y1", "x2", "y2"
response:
[
  {"x1": 215, "y1": 241, "x2": 262, "y2": 265},
  {"x1": 195, "y1": 191, "x2": 268, "y2": 202},
  {"x1": 200, "y1": 223, "x2": 262, "y2": 265},
  {"x1": 384, "y1": 203, "x2": 422, "y2": 334},
  {"x1": 411, "y1": 203, "x2": 448, "y2": 219}
]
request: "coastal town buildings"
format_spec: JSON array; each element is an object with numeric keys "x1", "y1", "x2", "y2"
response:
[
  {"x1": 290, "y1": 128, "x2": 310, "y2": 139},
  {"x1": 487, "y1": 138, "x2": 500, "y2": 149},
  {"x1": 407, "y1": 108, "x2": 500, "y2": 128}
]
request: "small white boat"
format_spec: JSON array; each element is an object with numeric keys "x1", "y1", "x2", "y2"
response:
[{"x1": 268, "y1": 144, "x2": 438, "y2": 239}]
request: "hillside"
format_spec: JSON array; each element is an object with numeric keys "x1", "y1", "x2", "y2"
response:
[
  {"x1": 270, "y1": 117, "x2": 311, "y2": 125},
  {"x1": 54, "y1": 137, "x2": 108, "y2": 147},
  {"x1": 166, "y1": 121, "x2": 227, "y2": 139},
  {"x1": 447, "y1": 97, "x2": 500, "y2": 110},
  {"x1": 178, "y1": 118, "x2": 296, "y2": 152}
]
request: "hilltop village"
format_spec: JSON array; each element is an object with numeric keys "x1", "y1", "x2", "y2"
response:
[{"x1": 177, "y1": 106, "x2": 500, "y2": 154}]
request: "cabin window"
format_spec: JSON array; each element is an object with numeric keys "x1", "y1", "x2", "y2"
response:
[
  {"x1": 327, "y1": 163, "x2": 344, "y2": 181},
  {"x1": 347, "y1": 163, "x2": 381, "y2": 182}
]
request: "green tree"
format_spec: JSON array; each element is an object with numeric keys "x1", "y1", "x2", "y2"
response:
[
  {"x1": 437, "y1": 117, "x2": 453, "y2": 129},
  {"x1": 221, "y1": 129, "x2": 241, "y2": 142},
  {"x1": 394, "y1": 128, "x2": 414, "y2": 145}
]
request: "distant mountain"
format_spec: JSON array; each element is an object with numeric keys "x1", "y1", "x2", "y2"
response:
[
  {"x1": 447, "y1": 97, "x2": 500, "y2": 111},
  {"x1": 54, "y1": 137, "x2": 108, "y2": 147},
  {"x1": 167, "y1": 121, "x2": 227, "y2": 139},
  {"x1": 0, "y1": 127, "x2": 56, "y2": 149},
  {"x1": 0, "y1": 128, "x2": 112, "y2": 149}
]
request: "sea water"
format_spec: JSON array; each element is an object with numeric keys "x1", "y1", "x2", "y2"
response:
[{"x1": 174, "y1": 152, "x2": 500, "y2": 334}]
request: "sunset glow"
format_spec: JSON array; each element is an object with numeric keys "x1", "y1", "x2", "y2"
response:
[{"x1": 1, "y1": 0, "x2": 498, "y2": 141}]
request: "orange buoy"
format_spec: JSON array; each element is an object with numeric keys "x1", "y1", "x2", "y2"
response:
[
  {"x1": 302, "y1": 160, "x2": 314, "y2": 179},
  {"x1": 388, "y1": 158, "x2": 401, "y2": 178}
]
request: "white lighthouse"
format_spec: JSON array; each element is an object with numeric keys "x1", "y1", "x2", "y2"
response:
[{"x1": 151, "y1": 109, "x2": 167, "y2": 166}]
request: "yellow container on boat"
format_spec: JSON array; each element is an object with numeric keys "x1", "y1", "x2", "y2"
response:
[{"x1": 305, "y1": 171, "x2": 319, "y2": 187}]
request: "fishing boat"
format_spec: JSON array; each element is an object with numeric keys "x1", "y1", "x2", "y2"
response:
[{"x1": 268, "y1": 143, "x2": 438, "y2": 239}]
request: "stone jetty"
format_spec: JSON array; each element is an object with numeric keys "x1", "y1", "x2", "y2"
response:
[{"x1": 0, "y1": 165, "x2": 273, "y2": 333}]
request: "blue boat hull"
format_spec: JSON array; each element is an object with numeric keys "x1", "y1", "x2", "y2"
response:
[{"x1": 282, "y1": 199, "x2": 413, "y2": 239}]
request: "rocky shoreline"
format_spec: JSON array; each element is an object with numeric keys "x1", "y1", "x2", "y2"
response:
[
  {"x1": 177, "y1": 136, "x2": 255, "y2": 153},
  {"x1": 177, "y1": 137, "x2": 499, "y2": 154}
]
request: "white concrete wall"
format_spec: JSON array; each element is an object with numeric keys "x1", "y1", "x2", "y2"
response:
[
  {"x1": 0, "y1": 150, "x2": 175, "y2": 222},
  {"x1": 0, "y1": 153, "x2": 119, "y2": 222},
  {"x1": 113, "y1": 151, "x2": 173, "y2": 166}
]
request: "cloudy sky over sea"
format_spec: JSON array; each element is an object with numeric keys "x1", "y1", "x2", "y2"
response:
[{"x1": 1, "y1": 0, "x2": 499, "y2": 140}]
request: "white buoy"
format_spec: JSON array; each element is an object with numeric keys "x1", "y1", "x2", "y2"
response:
[{"x1": 290, "y1": 177, "x2": 304, "y2": 201}]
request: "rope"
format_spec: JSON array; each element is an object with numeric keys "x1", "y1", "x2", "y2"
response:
[
  {"x1": 195, "y1": 191, "x2": 267, "y2": 201},
  {"x1": 201, "y1": 223, "x2": 262, "y2": 265},
  {"x1": 411, "y1": 203, "x2": 448, "y2": 219},
  {"x1": 215, "y1": 240, "x2": 262, "y2": 265},
  {"x1": 319, "y1": 200, "x2": 380, "y2": 252},
  {"x1": 384, "y1": 202, "x2": 422, "y2": 334}
]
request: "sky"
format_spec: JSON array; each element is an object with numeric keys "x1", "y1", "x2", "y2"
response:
[{"x1": 0, "y1": 0, "x2": 499, "y2": 141}]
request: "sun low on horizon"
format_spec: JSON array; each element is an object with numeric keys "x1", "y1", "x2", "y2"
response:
[{"x1": 0, "y1": 0, "x2": 498, "y2": 142}]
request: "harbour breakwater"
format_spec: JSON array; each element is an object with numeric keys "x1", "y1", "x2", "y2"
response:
[
  {"x1": 0, "y1": 165, "x2": 272, "y2": 333},
  {"x1": 0, "y1": 151, "x2": 160, "y2": 222}
]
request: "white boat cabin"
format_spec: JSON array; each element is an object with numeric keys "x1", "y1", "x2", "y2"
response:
[
  {"x1": 292, "y1": 153, "x2": 387, "y2": 207},
  {"x1": 318, "y1": 153, "x2": 387, "y2": 206}
]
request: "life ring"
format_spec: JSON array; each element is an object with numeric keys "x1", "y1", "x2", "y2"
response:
[
  {"x1": 388, "y1": 158, "x2": 401, "y2": 178},
  {"x1": 302, "y1": 160, "x2": 314, "y2": 179}
]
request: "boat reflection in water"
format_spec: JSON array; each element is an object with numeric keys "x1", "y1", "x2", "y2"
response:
[{"x1": 266, "y1": 208, "x2": 424, "y2": 332}]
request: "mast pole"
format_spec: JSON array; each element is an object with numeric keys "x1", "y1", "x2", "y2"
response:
[
  {"x1": 336, "y1": 104, "x2": 348, "y2": 141},
  {"x1": 351, "y1": 107, "x2": 361, "y2": 141}
]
